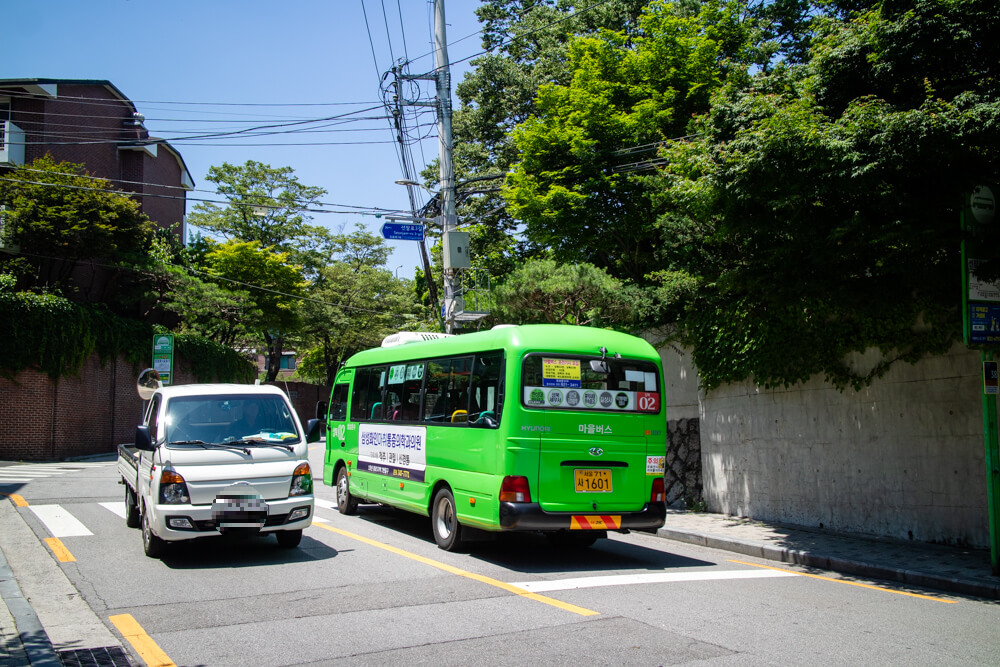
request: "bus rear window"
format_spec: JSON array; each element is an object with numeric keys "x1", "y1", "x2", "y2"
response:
[{"x1": 521, "y1": 354, "x2": 660, "y2": 413}]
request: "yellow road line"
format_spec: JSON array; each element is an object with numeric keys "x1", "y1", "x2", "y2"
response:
[
  {"x1": 109, "y1": 614, "x2": 176, "y2": 667},
  {"x1": 0, "y1": 492, "x2": 28, "y2": 507},
  {"x1": 43, "y1": 537, "x2": 76, "y2": 562},
  {"x1": 314, "y1": 523, "x2": 599, "y2": 616},
  {"x1": 728, "y1": 559, "x2": 958, "y2": 603}
]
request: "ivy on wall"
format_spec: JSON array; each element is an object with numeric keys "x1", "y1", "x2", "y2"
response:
[{"x1": 0, "y1": 279, "x2": 254, "y2": 383}]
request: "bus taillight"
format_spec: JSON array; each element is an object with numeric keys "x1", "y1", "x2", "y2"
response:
[
  {"x1": 499, "y1": 476, "x2": 532, "y2": 503},
  {"x1": 651, "y1": 477, "x2": 665, "y2": 504}
]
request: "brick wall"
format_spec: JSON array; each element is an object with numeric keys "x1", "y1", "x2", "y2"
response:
[{"x1": 0, "y1": 355, "x2": 325, "y2": 461}]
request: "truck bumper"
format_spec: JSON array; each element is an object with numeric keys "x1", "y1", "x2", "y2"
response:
[{"x1": 149, "y1": 496, "x2": 314, "y2": 542}]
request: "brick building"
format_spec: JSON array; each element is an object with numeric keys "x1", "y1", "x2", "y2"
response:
[{"x1": 0, "y1": 78, "x2": 193, "y2": 236}]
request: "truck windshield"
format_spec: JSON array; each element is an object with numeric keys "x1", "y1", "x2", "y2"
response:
[
  {"x1": 164, "y1": 394, "x2": 300, "y2": 445},
  {"x1": 521, "y1": 354, "x2": 661, "y2": 413}
]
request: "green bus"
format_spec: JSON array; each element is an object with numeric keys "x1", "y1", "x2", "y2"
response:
[{"x1": 321, "y1": 324, "x2": 667, "y2": 550}]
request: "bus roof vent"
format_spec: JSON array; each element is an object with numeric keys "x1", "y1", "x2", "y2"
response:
[
  {"x1": 491, "y1": 324, "x2": 517, "y2": 329},
  {"x1": 381, "y1": 332, "x2": 455, "y2": 347}
]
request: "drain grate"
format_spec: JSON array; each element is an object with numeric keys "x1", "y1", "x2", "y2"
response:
[{"x1": 59, "y1": 646, "x2": 133, "y2": 667}]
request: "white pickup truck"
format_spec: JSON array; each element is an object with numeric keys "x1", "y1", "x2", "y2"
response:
[{"x1": 117, "y1": 374, "x2": 322, "y2": 558}]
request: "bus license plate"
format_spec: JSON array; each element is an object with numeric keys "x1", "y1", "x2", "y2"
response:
[{"x1": 574, "y1": 469, "x2": 612, "y2": 493}]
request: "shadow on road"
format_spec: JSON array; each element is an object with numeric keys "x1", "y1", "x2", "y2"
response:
[
  {"x1": 158, "y1": 533, "x2": 339, "y2": 569},
  {"x1": 348, "y1": 502, "x2": 714, "y2": 574}
]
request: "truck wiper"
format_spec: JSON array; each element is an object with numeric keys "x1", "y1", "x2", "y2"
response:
[
  {"x1": 168, "y1": 440, "x2": 213, "y2": 446},
  {"x1": 228, "y1": 438, "x2": 294, "y2": 452}
]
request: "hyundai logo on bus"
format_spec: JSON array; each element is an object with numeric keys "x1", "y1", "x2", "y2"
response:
[{"x1": 589, "y1": 447, "x2": 604, "y2": 457}]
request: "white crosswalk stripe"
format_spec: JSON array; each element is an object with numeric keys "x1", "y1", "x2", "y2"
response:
[
  {"x1": 0, "y1": 462, "x2": 110, "y2": 485},
  {"x1": 99, "y1": 501, "x2": 127, "y2": 519},
  {"x1": 29, "y1": 504, "x2": 94, "y2": 537}
]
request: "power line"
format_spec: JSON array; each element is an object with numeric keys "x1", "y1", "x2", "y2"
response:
[
  {"x1": 0, "y1": 177, "x2": 412, "y2": 217},
  {"x1": 10, "y1": 250, "x2": 417, "y2": 318}
]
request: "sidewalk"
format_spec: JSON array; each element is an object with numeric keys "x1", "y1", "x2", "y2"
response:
[
  {"x1": 658, "y1": 509, "x2": 1000, "y2": 600},
  {"x1": 0, "y1": 498, "x2": 130, "y2": 667}
]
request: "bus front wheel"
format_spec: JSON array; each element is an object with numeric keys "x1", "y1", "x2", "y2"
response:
[
  {"x1": 336, "y1": 466, "x2": 358, "y2": 515},
  {"x1": 431, "y1": 488, "x2": 465, "y2": 552}
]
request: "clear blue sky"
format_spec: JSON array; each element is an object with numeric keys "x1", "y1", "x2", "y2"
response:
[{"x1": 4, "y1": 0, "x2": 487, "y2": 278}]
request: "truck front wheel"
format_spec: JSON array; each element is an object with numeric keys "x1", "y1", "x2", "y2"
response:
[{"x1": 142, "y1": 506, "x2": 166, "y2": 558}]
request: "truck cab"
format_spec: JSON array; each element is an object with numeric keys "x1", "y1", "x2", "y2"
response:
[{"x1": 119, "y1": 380, "x2": 320, "y2": 558}]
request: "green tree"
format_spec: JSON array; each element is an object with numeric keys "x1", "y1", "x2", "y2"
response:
[
  {"x1": 0, "y1": 155, "x2": 154, "y2": 298},
  {"x1": 201, "y1": 240, "x2": 306, "y2": 382},
  {"x1": 493, "y1": 258, "x2": 634, "y2": 327},
  {"x1": 295, "y1": 225, "x2": 419, "y2": 385},
  {"x1": 186, "y1": 160, "x2": 327, "y2": 251},
  {"x1": 502, "y1": 0, "x2": 749, "y2": 282},
  {"x1": 652, "y1": 0, "x2": 1000, "y2": 389},
  {"x1": 449, "y1": 1, "x2": 652, "y2": 285}
]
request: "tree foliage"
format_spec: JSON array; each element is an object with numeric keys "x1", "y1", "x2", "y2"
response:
[
  {"x1": 493, "y1": 258, "x2": 634, "y2": 327},
  {"x1": 652, "y1": 0, "x2": 1000, "y2": 389},
  {"x1": 294, "y1": 225, "x2": 420, "y2": 386},
  {"x1": 0, "y1": 156, "x2": 155, "y2": 298},
  {"x1": 186, "y1": 160, "x2": 327, "y2": 251},
  {"x1": 502, "y1": 0, "x2": 749, "y2": 282},
  {"x1": 492, "y1": 0, "x2": 1000, "y2": 390}
]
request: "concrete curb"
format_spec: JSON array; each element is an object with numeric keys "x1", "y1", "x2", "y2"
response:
[
  {"x1": 0, "y1": 541, "x2": 60, "y2": 667},
  {"x1": 657, "y1": 527, "x2": 1000, "y2": 601}
]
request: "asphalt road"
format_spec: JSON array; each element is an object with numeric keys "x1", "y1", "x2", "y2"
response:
[{"x1": 2, "y1": 447, "x2": 998, "y2": 667}]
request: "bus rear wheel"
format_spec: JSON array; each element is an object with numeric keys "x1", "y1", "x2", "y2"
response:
[
  {"x1": 431, "y1": 488, "x2": 465, "y2": 552},
  {"x1": 336, "y1": 466, "x2": 358, "y2": 515}
]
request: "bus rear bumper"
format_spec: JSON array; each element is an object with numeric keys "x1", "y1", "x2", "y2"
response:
[{"x1": 498, "y1": 501, "x2": 666, "y2": 532}]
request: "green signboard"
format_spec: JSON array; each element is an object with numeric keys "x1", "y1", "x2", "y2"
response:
[{"x1": 152, "y1": 334, "x2": 174, "y2": 386}]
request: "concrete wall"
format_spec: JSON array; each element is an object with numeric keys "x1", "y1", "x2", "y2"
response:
[{"x1": 681, "y1": 342, "x2": 988, "y2": 548}]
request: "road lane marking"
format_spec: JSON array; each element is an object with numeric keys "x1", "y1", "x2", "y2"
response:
[
  {"x1": 313, "y1": 523, "x2": 599, "y2": 616},
  {"x1": 0, "y1": 478, "x2": 32, "y2": 484},
  {"x1": 44, "y1": 537, "x2": 76, "y2": 562},
  {"x1": 110, "y1": 614, "x2": 176, "y2": 667},
  {"x1": 29, "y1": 505, "x2": 93, "y2": 537},
  {"x1": 0, "y1": 493, "x2": 28, "y2": 506},
  {"x1": 509, "y1": 569, "x2": 798, "y2": 592},
  {"x1": 728, "y1": 560, "x2": 959, "y2": 603},
  {"x1": 100, "y1": 501, "x2": 127, "y2": 518},
  {"x1": 314, "y1": 498, "x2": 337, "y2": 511}
]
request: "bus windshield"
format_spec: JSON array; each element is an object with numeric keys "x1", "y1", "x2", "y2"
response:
[{"x1": 521, "y1": 354, "x2": 660, "y2": 413}]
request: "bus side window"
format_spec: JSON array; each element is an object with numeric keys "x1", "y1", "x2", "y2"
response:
[
  {"x1": 350, "y1": 368, "x2": 370, "y2": 422},
  {"x1": 470, "y1": 352, "x2": 502, "y2": 427},
  {"x1": 423, "y1": 359, "x2": 450, "y2": 422}
]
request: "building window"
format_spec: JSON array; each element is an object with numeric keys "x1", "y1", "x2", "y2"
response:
[{"x1": 279, "y1": 355, "x2": 296, "y2": 370}]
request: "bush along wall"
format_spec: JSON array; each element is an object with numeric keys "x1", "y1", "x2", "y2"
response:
[{"x1": 0, "y1": 284, "x2": 255, "y2": 383}]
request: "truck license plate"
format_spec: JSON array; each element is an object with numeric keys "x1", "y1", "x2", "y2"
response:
[{"x1": 574, "y1": 469, "x2": 612, "y2": 493}]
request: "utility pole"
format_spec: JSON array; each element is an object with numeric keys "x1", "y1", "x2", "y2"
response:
[
  {"x1": 389, "y1": 65, "x2": 442, "y2": 330},
  {"x1": 433, "y1": 0, "x2": 458, "y2": 334}
]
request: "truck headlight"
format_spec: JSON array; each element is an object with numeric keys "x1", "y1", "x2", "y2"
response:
[
  {"x1": 159, "y1": 469, "x2": 190, "y2": 504},
  {"x1": 289, "y1": 462, "x2": 313, "y2": 496}
]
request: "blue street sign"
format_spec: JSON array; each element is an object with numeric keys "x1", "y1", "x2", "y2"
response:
[{"x1": 380, "y1": 222, "x2": 425, "y2": 242}]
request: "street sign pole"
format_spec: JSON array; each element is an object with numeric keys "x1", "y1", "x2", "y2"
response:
[
  {"x1": 152, "y1": 334, "x2": 174, "y2": 386},
  {"x1": 962, "y1": 185, "x2": 1000, "y2": 575}
]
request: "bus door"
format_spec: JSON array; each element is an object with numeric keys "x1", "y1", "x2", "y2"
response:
[
  {"x1": 522, "y1": 354, "x2": 661, "y2": 514},
  {"x1": 323, "y1": 369, "x2": 352, "y2": 487}
]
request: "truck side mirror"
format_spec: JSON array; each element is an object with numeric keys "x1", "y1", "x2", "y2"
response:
[
  {"x1": 305, "y1": 419, "x2": 323, "y2": 444},
  {"x1": 315, "y1": 401, "x2": 327, "y2": 420},
  {"x1": 135, "y1": 425, "x2": 155, "y2": 451}
]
